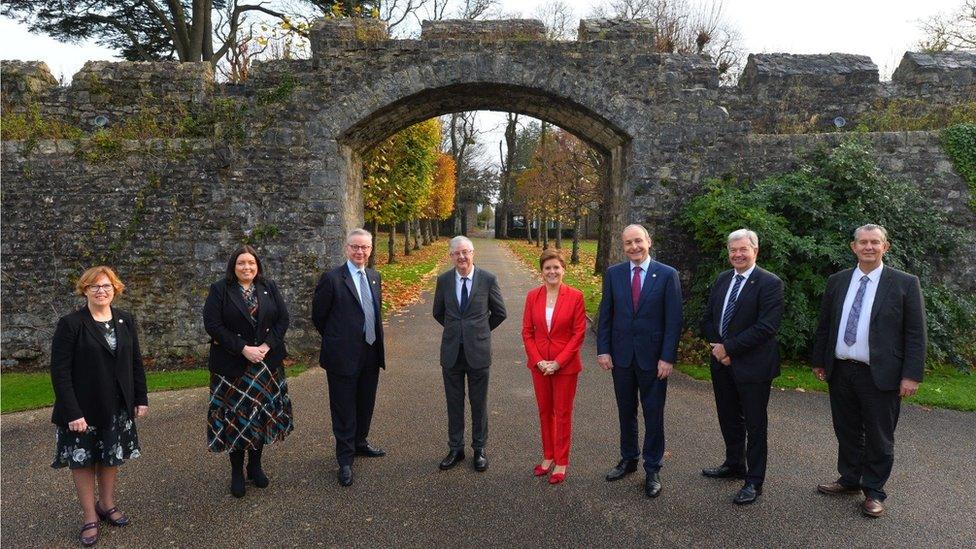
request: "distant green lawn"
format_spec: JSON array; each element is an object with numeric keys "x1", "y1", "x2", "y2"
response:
[
  {"x1": 676, "y1": 362, "x2": 975, "y2": 412},
  {"x1": 0, "y1": 364, "x2": 310, "y2": 414},
  {"x1": 503, "y1": 239, "x2": 602, "y2": 314}
]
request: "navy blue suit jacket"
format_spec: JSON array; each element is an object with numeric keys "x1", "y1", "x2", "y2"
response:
[{"x1": 597, "y1": 259, "x2": 683, "y2": 372}]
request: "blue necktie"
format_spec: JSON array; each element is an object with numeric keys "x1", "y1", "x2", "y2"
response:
[
  {"x1": 358, "y1": 271, "x2": 376, "y2": 345},
  {"x1": 844, "y1": 275, "x2": 870, "y2": 346},
  {"x1": 721, "y1": 274, "x2": 744, "y2": 337},
  {"x1": 460, "y1": 277, "x2": 469, "y2": 312}
]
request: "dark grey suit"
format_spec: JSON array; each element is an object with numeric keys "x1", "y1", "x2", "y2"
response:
[
  {"x1": 811, "y1": 265, "x2": 926, "y2": 501},
  {"x1": 432, "y1": 267, "x2": 506, "y2": 450}
]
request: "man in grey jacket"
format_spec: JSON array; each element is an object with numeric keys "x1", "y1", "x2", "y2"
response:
[{"x1": 432, "y1": 236, "x2": 507, "y2": 472}]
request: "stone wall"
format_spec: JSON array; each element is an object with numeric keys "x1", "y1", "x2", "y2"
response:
[{"x1": 2, "y1": 18, "x2": 974, "y2": 370}]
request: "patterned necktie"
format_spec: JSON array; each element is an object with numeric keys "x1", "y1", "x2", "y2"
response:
[
  {"x1": 358, "y1": 271, "x2": 376, "y2": 345},
  {"x1": 460, "y1": 277, "x2": 469, "y2": 312},
  {"x1": 721, "y1": 274, "x2": 745, "y2": 337},
  {"x1": 631, "y1": 266, "x2": 642, "y2": 311},
  {"x1": 844, "y1": 275, "x2": 870, "y2": 346}
]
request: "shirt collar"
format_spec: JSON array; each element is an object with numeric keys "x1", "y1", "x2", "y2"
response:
[
  {"x1": 347, "y1": 260, "x2": 365, "y2": 277},
  {"x1": 855, "y1": 262, "x2": 884, "y2": 282},
  {"x1": 733, "y1": 264, "x2": 757, "y2": 279},
  {"x1": 455, "y1": 268, "x2": 474, "y2": 282},
  {"x1": 630, "y1": 256, "x2": 651, "y2": 273}
]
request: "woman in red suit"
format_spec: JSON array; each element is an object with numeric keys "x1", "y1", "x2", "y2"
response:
[{"x1": 522, "y1": 248, "x2": 587, "y2": 484}]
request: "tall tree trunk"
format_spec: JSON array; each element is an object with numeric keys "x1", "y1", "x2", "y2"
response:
[
  {"x1": 424, "y1": 219, "x2": 433, "y2": 244},
  {"x1": 526, "y1": 215, "x2": 533, "y2": 244},
  {"x1": 555, "y1": 218, "x2": 563, "y2": 249},
  {"x1": 535, "y1": 215, "x2": 542, "y2": 247},
  {"x1": 367, "y1": 219, "x2": 379, "y2": 268},
  {"x1": 388, "y1": 224, "x2": 396, "y2": 264},
  {"x1": 542, "y1": 217, "x2": 549, "y2": 249},
  {"x1": 403, "y1": 220, "x2": 411, "y2": 256},
  {"x1": 571, "y1": 208, "x2": 582, "y2": 264},
  {"x1": 413, "y1": 219, "x2": 422, "y2": 249},
  {"x1": 460, "y1": 205, "x2": 468, "y2": 236}
]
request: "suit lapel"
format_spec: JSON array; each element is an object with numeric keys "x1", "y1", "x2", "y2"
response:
[
  {"x1": 343, "y1": 268, "x2": 362, "y2": 309},
  {"x1": 714, "y1": 270, "x2": 734, "y2": 331},
  {"x1": 549, "y1": 284, "x2": 568, "y2": 334},
  {"x1": 728, "y1": 268, "x2": 760, "y2": 322},
  {"x1": 869, "y1": 266, "x2": 893, "y2": 323},
  {"x1": 80, "y1": 308, "x2": 116, "y2": 355},
  {"x1": 367, "y1": 270, "x2": 380, "y2": 317},
  {"x1": 636, "y1": 261, "x2": 658, "y2": 312},
  {"x1": 111, "y1": 307, "x2": 129, "y2": 359},
  {"x1": 255, "y1": 281, "x2": 269, "y2": 327},
  {"x1": 444, "y1": 271, "x2": 461, "y2": 316},
  {"x1": 227, "y1": 282, "x2": 252, "y2": 322},
  {"x1": 831, "y1": 268, "x2": 856, "y2": 337}
]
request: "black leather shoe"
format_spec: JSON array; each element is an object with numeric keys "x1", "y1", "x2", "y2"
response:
[
  {"x1": 605, "y1": 459, "x2": 639, "y2": 482},
  {"x1": 473, "y1": 449, "x2": 488, "y2": 472},
  {"x1": 702, "y1": 464, "x2": 746, "y2": 479},
  {"x1": 439, "y1": 449, "x2": 465, "y2": 470},
  {"x1": 733, "y1": 482, "x2": 762, "y2": 505},
  {"x1": 644, "y1": 472, "x2": 662, "y2": 498},
  {"x1": 231, "y1": 472, "x2": 246, "y2": 498},
  {"x1": 338, "y1": 465, "x2": 353, "y2": 487},
  {"x1": 355, "y1": 444, "x2": 386, "y2": 458}
]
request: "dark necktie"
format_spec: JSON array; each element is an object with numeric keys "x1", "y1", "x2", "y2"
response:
[
  {"x1": 721, "y1": 274, "x2": 745, "y2": 337},
  {"x1": 359, "y1": 271, "x2": 376, "y2": 345},
  {"x1": 460, "y1": 277, "x2": 469, "y2": 313},
  {"x1": 844, "y1": 275, "x2": 870, "y2": 346},
  {"x1": 631, "y1": 266, "x2": 642, "y2": 311}
]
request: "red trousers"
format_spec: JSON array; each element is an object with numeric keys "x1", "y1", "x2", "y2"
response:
[{"x1": 531, "y1": 369, "x2": 579, "y2": 466}]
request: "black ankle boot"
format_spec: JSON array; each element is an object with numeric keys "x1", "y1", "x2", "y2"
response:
[
  {"x1": 247, "y1": 445, "x2": 269, "y2": 488},
  {"x1": 230, "y1": 449, "x2": 246, "y2": 498}
]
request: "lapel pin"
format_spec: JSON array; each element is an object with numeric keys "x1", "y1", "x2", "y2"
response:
[
  {"x1": 652, "y1": 273, "x2": 657, "y2": 278},
  {"x1": 118, "y1": 319, "x2": 124, "y2": 323},
  {"x1": 263, "y1": 291, "x2": 268, "y2": 294}
]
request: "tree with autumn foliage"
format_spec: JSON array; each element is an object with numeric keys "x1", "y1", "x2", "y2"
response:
[
  {"x1": 363, "y1": 118, "x2": 442, "y2": 264},
  {"x1": 515, "y1": 127, "x2": 599, "y2": 263},
  {"x1": 420, "y1": 153, "x2": 457, "y2": 243}
]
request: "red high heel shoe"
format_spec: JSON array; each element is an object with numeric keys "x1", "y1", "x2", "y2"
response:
[
  {"x1": 549, "y1": 470, "x2": 567, "y2": 484},
  {"x1": 533, "y1": 462, "x2": 555, "y2": 477}
]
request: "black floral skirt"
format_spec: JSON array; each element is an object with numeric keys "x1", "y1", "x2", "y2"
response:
[
  {"x1": 207, "y1": 361, "x2": 294, "y2": 453},
  {"x1": 51, "y1": 409, "x2": 141, "y2": 469}
]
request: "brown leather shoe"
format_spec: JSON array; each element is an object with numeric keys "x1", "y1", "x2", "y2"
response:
[
  {"x1": 817, "y1": 481, "x2": 860, "y2": 495},
  {"x1": 861, "y1": 498, "x2": 885, "y2": 517}
]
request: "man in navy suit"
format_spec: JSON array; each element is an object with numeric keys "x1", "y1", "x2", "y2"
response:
[
  {"x1": 597, "y1": 224, "x2": 682, "y2": 498},
  {"x1": 312, "y1": 228, "x2": 387, "y2": 487},
  {"x1": 700, "y1": 229, "x2": 784, "y2": 505}
]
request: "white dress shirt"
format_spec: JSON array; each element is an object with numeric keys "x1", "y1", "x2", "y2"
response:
[
  {"x1": 346, "y1": 260, "x2": 370, "y2": 307},
  {"x1": 720, "y1": 264, "x2": 756, "y2": 335},
  {"x1": 455, "y1": 269, "x2": 474, "y2": 306},
  {"x1": 835, "y1": 263, "x2": 884, "y2": 363},
  {"x1": 630, "y1": 256, "x2": 651, "y2": 290}
]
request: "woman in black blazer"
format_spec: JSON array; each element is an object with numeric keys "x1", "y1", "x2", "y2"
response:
[
  {"x1": 203, "y1": 245, "x2": 293, "y2": 498},
  {"x1": 50, "y1": 266, "x2": 148, "y2": 547}
]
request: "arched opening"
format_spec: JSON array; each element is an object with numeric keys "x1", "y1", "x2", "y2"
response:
[{"x1": 330, "y1": 82, "x2": 633, "y2": 273}]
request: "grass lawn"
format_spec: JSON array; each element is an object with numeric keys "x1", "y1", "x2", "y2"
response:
[
  {"x1": 0, "y1": 364, "x2": 310, "y2": 414},
  {"x1": 676, "y1": 362, "x2": 976, "y2": 412}
]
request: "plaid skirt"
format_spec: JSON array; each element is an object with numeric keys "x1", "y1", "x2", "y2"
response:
[{"x1": 207, "y1": 361, "x2": 294, "y2": 452}]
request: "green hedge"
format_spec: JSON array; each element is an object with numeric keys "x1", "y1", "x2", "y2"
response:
[
  {"x1": 682, "y1": 138, "x2": 976, "y2": 369},
  {"x1": 941, "y1": 123, "x2": 976, "y2": 210}
]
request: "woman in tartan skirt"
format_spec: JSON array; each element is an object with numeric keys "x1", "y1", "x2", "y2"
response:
[{"x1": 203, "y1": 245, "x2": 294, "y2": 497}]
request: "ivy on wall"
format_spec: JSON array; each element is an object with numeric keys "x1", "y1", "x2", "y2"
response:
[{"x1": 941, "y1": 123, "x2": 976, "y2": 210}]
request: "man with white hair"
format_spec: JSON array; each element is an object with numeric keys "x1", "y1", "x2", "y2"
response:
[
  {"x1": 432, "y1": 236, "x2": 507, "y2": 472},
  {"x1": 700, "y1": 229, "x2": 784, "y2": 505}
]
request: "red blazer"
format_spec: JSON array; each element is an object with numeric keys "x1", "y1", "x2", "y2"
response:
[{"x1": 522, "y1": 284, "x2": 587, "y2": 375}]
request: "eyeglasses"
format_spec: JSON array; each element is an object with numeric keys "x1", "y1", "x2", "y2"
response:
[
  {"x1": 86, "y1": 284, "x2": 114, "y2": 293},
  {"x1": 452, "y1": 250, "x2": 473, "y2": 257},
  {"x1": 347, "y1": 244, "x2": 372, "y2": 251}
]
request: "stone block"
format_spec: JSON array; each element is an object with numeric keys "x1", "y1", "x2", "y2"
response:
[
  {"x1": 421, "y1": 19, "x2": 545, "y2": 41},
  {"x1": 892, "y1": 51, "x2": 976, "y2": 87},
  {"x1": 578, "y1": 19, "x2": 655, "y2": 42}
]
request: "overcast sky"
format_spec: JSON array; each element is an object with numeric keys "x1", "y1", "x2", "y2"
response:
[{"x1": 0, "y1": 0, "x2": 965, "y2": 161}]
